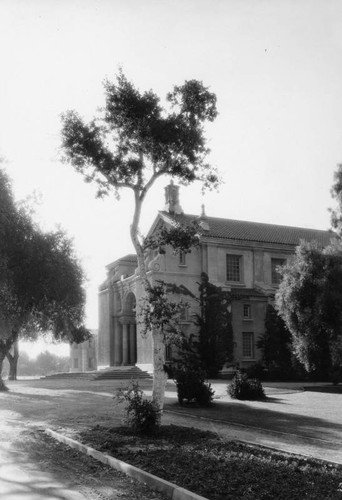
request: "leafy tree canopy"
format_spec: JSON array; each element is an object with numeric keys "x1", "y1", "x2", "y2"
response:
[
  {"x1": 275, "y1": 240, "x2": 342, "y2": 374},
  {"x1": 0, "y1": 168, "x2": 89, "y2": 370},
  {"x1": 330, "y1": 163, "x2": 342, "y2": 237},
  {"x1": 61, "y1": 71, "x2": 219, "y2": 200}
]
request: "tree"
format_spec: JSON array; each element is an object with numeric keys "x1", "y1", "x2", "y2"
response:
[
  {"x1": 0, "y1": 169, "x2": 89, "y2": 385},
  {"x1": 330, "y1": 163, "x2": 342, "y2": 237},
  {"x1": 61, "y1": 71, "x2": 218, "y2": 418},
  {"x1": 195, "y1": 272, "x2": 233, "y2": 377},
  {"x1": 275, "y1": 240, "x2": 342, "y2": 377},
  {"x1": 257, "y1": 304, "x2": 292, "y2": 375}
]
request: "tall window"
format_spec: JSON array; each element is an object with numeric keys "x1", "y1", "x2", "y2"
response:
[
  {"x1": 226, "y1": 255, "x2": 241, "y2": 282},
  {"x1": 242, "y1": 332, "x2": 254, "y2": 358},
  {"x1": 179, "y1": 304, "x2": 189, "y2": 321},
  {"x1": 243, "y1": 304, "x2": 251, "y2": 319},
  {"x1": 271, "y1": 258, "x2": 285, "y2": 285},
  {"x1": 73, "y1": 358, "x2": 79, "y2": 369},
  {"x1": 179, "y1": 251, "x2": 186, "y2": 266}
]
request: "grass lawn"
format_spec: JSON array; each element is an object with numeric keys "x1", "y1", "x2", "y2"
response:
[{"x1": 78, "y1": 424, "x2": 342, "y2": 500}]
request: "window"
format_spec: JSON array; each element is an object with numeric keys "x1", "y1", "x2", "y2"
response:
[
  {"x1": 271, "y1": 258, "x2": 285, "y2": 285},
  {"x1": 243, "y1": 304, "x2": 251, "y2": 319},
  {"x1": 226, "y1": 255, "x2": 241, "y2": 282},
  {"x1": 242, "y1": 332, "x2": 254, "y2": 358},
  {"x1": 88, "y1": 358, "x2": 93, "y2": 369},
  {"x1": 73, "y1": 358, "x2": 79, "y2": 369},
  {"x1": 179, "y1": 304, "x2": 189, "y2": 321},
  {"x1": 179, "y1": 251, "x2": 186, "y2": 266}
]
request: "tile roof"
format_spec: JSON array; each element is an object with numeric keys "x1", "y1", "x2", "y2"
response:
[{"x1": 160, "y1": 212, "x2": 334, "y2": 247}]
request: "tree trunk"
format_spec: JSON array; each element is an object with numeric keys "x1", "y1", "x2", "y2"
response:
[
  {"x1": 152, "y1": 330, "x2": 168, "y2": 424},
  {"x1": 130, "y1": 188, "x2": 168, "y2": 423},
  {"x1": 0, "y1": 352, "x2": 5, "y2": 381},
  {"x1": 6, "y1": 340, "x2": 19, "y2": 381}
]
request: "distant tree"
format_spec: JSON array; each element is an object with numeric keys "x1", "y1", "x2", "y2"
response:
[
  {"x1": 0, "y1": 169, "x2": 89, "y2": 386},
  {"x1": 61, "y1": 71, "x2": 219, "y2": 419},
  {"x1": 275, "y1": 240, "x2": 342, "y2": 377},
  {"x1": 330, "y1": 163, "x2": 342, "y2": 237},
  {"x1": 4, "y1": 350, "x2": 70, "y2": 377},
  {"x1": 257, "y1": 304, "x2": 292, "y2": 373},
  {"x1": 34, "y1": 351, "x2": 70, "y2": 376}
]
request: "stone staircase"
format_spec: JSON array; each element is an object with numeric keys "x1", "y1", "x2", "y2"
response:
[
  {"x1": 41, "y1": 372, "x2": 96, "y2": 380},
  {"x1": 94, "y1": 366, "x2": 152, "y2": 380},
  {"x1": 42, "y1": 366, "x2": 152, "y2": 381}
]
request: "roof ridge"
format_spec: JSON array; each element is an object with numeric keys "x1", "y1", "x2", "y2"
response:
[{"x1": 159, "y1": 210, "x2": 331, "y2": 234}]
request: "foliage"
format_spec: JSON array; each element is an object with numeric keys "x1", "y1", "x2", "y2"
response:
[
  {"x1": 114, "y1": 380, "x2": 159, "y2": 434},
  {"x1": 173, "y1": 366, "x2": 214, "y2": 406},
  {"x1": 329, "y1": 163, "x2": 342, "y2": 237},
  {"x1": 143, "y1": 220, "x2": 200, "y2": 255},
  {"x1": 139, "y1": 281, "x2": 187, "y2": 347},
  {"x1": 195, "y1": 272, "x2": 233, "y2": 377},
  {"x1": 61, "y1": 71, "x2": 219, "y2": 414},
  {"x1": 0, "y1": 168, "x2": 89, "y2": 382},
  {"x1": 246, "y1": 359, "x2": 308, "y2": 382},
  {"x1": 227, "y1": 370, "x2": 265, "y2": 400},
  {"x1": 3, "y1": 350, "x2": 70, "y2": 377},
  {"x1": 276, "y1": 240, "x2": 342, "y2": 377},
  {"x1": 61, "y1": 72, "x2": 219, "y2": 199},
  {"x1": 81, "y1": 424, "x2": 342, "y2": 500},
  {"x1": 257, "y1": 304, "x2": 292, "y2": 370}
]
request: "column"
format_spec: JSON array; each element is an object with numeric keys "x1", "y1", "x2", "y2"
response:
[
  {"x1": 122, "y1": 322, "x2": 129, "y2": 365},
  {"x1": 114, "y1": 317, "x2": 122, "y2": 366},
  {"x1": 129, "y1": 323, "x2": 137, "y2": 365}
]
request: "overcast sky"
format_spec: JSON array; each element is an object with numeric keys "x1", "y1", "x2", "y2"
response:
[{"x1": 1, "y1": 0, "x2": 342, "y2": 334}]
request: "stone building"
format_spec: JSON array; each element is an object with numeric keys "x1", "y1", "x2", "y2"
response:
[
  {"x1": 98, "y1": 183, "x2": 333, "y2": 373},
  {"x1": 70, "y1": 330, "x2": 98, "y2": 372}
]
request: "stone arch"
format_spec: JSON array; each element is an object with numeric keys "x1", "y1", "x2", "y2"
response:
[{"x1": 124, "y1": 291, "x2": 136, "y2": 315}]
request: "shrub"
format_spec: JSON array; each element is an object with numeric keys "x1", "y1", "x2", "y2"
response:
[
  {"x1": 227, "y1": 370, "x2": 265, "y2": 400},
  {"x1": 114, "y1": 380, "x2": 159, "y2": 434},
  {"x1": 174, "y1": 368, "x2": 214, "y2": 406}
]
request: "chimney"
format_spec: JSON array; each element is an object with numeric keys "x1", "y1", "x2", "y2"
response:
[
  {"x1": 164, "y1": 180, "x2": 183, "y2": 214},
  {"x1": 198, "y1": 203, "x2": 210, "y2": 231}
]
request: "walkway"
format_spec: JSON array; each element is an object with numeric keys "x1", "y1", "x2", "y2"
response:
[{"x1": 0, "y1": 410, "x2": 86, "y2": 500}]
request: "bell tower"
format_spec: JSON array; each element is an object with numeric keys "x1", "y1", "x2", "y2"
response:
[{"x1": 164, "y1": 180, "x2": 183, "y2": 215}]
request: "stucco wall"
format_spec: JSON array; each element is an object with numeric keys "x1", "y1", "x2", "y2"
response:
[{"x1": 232, "y1": 298, "x2": 268, "y2": 368}]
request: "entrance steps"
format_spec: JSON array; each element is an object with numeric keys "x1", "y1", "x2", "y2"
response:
[
  {"x1": 94, "y1": 366, "x2": 152, "y2": 380},
  {"x1": 41, "y1": 366, "x2": 152, "y2": 381},
  {"x1": 41, "y1": 372, "x2": 96, "y2": 380}
]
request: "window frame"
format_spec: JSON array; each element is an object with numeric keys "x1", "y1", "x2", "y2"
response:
[
  {"x1": 179, "y1": 251, "x2": 187, "y2": 267},
  {"x1": 243, "y1": 303, "x2": 252, "y2": 320},
  {"x1": 226, "y1": 254, "x2": 243, "y2": 283},
  {"x1": 242, "y1": 332, "x2": 254, "y2": 359}
]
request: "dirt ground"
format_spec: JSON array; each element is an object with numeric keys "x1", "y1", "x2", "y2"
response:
[{"x1": 0, "y1": 378, "x2": 168, "y2": 500}]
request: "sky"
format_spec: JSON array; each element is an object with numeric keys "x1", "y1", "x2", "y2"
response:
[{"x1": 1, "y1": 0, "x2": 342, "y2": 349}]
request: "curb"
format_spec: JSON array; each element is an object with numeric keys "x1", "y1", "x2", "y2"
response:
[{"x1": 45, "y1": 429, "x2": 208, "y2": 500}]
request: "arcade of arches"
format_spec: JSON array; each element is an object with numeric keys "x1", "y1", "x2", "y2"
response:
[{"x1": 112, "y1": 292, "x2": 137, "y2": 366}]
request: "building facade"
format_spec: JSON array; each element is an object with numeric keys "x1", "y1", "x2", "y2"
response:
[
  {"x1": 70, "y1": 330, "x2": 98, "y2": 372},
  {"x1": 98, "y1": 184, "x2": 333, "y2": 373}
]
